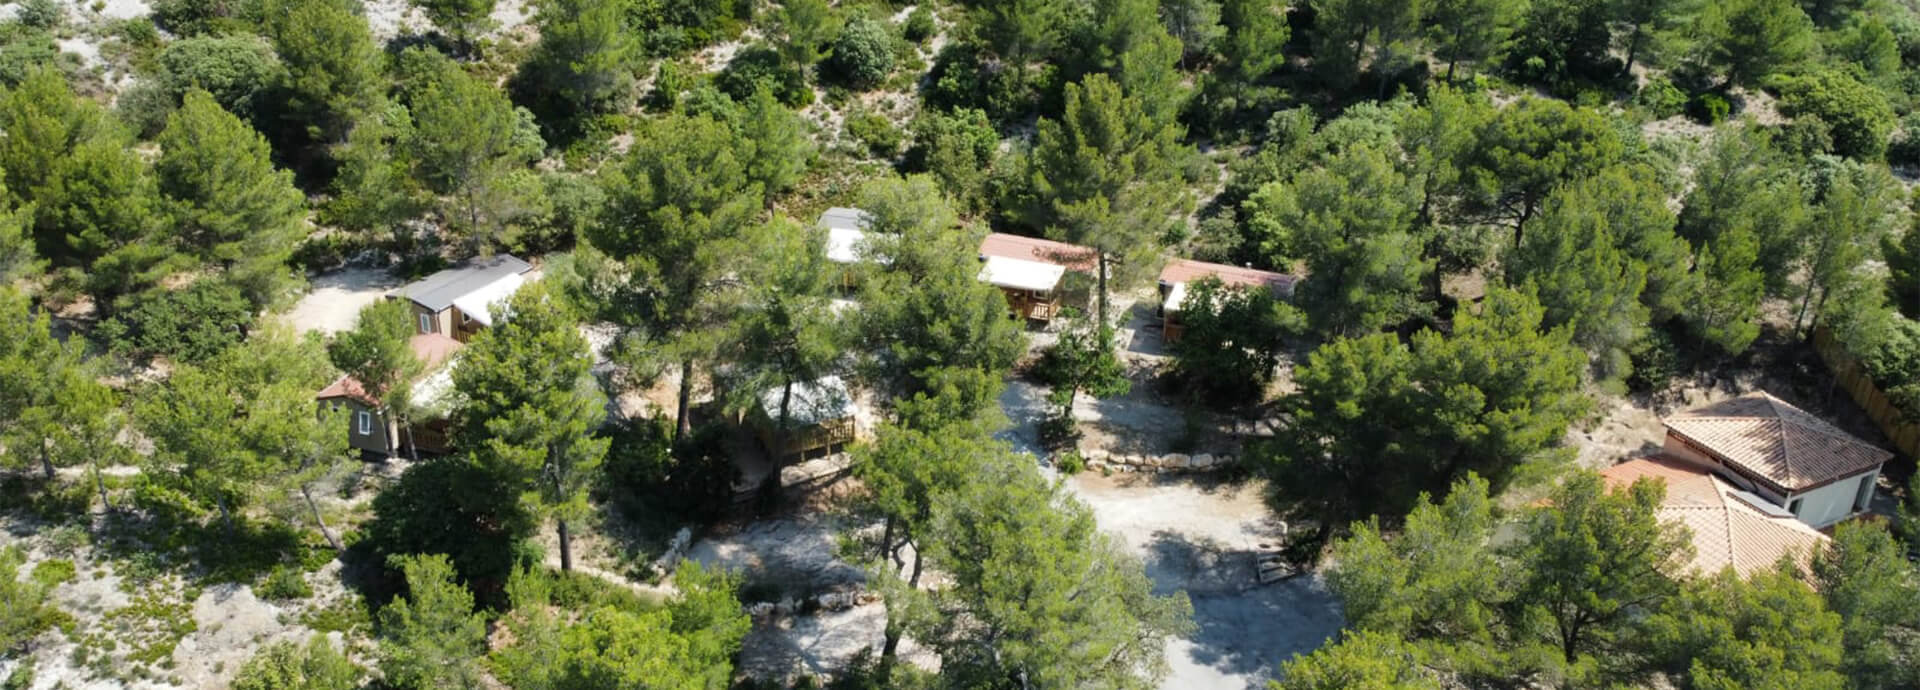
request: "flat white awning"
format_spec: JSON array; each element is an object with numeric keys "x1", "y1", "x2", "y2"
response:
[
  {"x1": 450, "y1": 272, "x2": 526, "y2": 326},
  {"x1": 1162, "y1": 281, "x2": 1189, "y2": 313},
  {"x1": 977, "y1": 255, "x2": 1065, "y2": 292},
  {"x1": 826, "y1": 227, "x2": 866, "y2": 264}
]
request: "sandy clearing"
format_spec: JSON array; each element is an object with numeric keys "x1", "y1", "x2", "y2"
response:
[
  {"x1": 1066, "y1": 474, "x2": 1343, "y2": 689},
  {"x1": 278, "y1": 267, "x2": 402, "y2": 336}
]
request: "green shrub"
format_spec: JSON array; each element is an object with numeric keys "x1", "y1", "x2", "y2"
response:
[
  {"x1": 1626, "y1": 327, "x2": 1683, "y2": 394},
  {"x1": 98, "y1": 280, "x2": 253, "y2": 364},
  {"x1": 150, "y1": 0, "x2": 251, "y2": 36},
  {"x1": 0, "y1": 24, "x2": 61, "y2": 87},
  {"x1": 18, "y1": 0, "x2": 64, "y2": 29},
  {"x1": 903, "y1": 7, "x2": 935, "y2": 44},
  {"x1": 1775, "y1": 68, "x2": 1895, "y2": 159},
  {"x1": 845, "y1": 110, "x2": 903, "y2": 156},
  {"x1": 825, "y1": 15, "x2": 896, "y2": 89},
  {"x1": 1053, "y1": 450, "x2": 1085, "y2": 475},
  {"x1": 1688, "y1": 92, "x2": 1731, "y2": 125},
  {"x1": 30, "y1": 559, "x2": 76, "y2": 589},
  {"x1": 1635, "y1": 78, "x2": 1687, "y2": 119},
  {"x1": 1886, "y1": 112, "x2": 1920, "y2": 167},
  {"x1": 715, "y1": 43, "x2": 812, "y2": 107},
  {"x1": 256, "y1": 566, "x2": 313, "y2": 601},
  {"x1": 230, "y1": 635, "x2": 358, "y2": 690},
  {"x1": 1, "y1": 546, "x2": 66, "y2": 653}
]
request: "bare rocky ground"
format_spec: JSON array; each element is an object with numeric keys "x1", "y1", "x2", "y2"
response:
[
  {"x1": 999, "y1": 301, "x2": 1344, "y2": 689},
  {"x1": 1066, "y1": 474, "x2": 1343, "y2": 689}
]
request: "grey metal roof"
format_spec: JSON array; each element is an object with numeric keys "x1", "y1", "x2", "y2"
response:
[
  {"x1": 394, "y1": 254, "x2": 533, "y2": 312},
  {"x1": 818, "y1": 207, "x2": 871, "y2": 230}
]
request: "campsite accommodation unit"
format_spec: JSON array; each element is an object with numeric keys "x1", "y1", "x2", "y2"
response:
[
  {"x1": 316, "y1": 333, "x2": 465, "y2": 458},
  {"x1": 976, "y1": 233, "x2": 1096, "y2": 323},
  {"x1": 753, "y1": 375, "x2": 860, "y2": 461},
  {"x1": 1156, "y1": 259, "x2": 1298, "y2": 343},
  {"x1": 391, "y1": 254, "x2": 534, "y2": 342},
  {"x1": 820, "y1": 207, "x2": 874, "y2": 289},
  {"x1": 1600, "y1": 456, "x2": 1830, "y2": 578},
  {"x1": 1658, "y1": 392, "x2": 1891, "y2": 529}
]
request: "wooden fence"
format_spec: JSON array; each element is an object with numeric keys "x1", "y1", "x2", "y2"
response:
[{"x1": 1812, "y1": 326, "x2": 1920, "y2": 459}]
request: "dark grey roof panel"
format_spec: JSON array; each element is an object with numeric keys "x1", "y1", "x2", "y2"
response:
[{"x1": 395, "y1": 254, "x2": 533, "y2": 312}]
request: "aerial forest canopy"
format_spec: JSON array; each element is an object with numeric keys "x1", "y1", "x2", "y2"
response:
[{"x1": 5, "y1": 0, "x2": 1920, "y2": 687}]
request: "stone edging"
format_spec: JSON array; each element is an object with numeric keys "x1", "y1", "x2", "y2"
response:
[{"x1": 1077, "y1": 449, "x2": 1239, "y2": 473}]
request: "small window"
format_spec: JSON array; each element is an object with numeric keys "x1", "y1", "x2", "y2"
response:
[
  {"x1": 461, "y1": 311, "x2": 473, "y2": 325},
  {"x1": 357, "y1": 411, "x2": 372, "y2": 435},
  {"x1": 1787, "y1": 498, "x2": 1804, "y2": 516},
  {"x1": 418, "y1": 313, "x2": 432, "y2": 334}
]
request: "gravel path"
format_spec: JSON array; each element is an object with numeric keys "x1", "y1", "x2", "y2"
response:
[{"x1": 278, "y1": 268, "x2": 401, "y2": 336}]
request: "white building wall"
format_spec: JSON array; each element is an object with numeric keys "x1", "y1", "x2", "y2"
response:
[{"x1": 1790, "y1": 469, "x2": 1878, "y2": 529}]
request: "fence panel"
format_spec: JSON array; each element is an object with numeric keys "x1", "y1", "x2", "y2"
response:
[{"x1": 1813, "y1": 327, "x2": 1920, "y2": 460}]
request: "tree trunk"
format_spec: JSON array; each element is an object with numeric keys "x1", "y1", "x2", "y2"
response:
[
  {"x1": 1096, "y1": 253, "x2": 1111, "y2": 327},
  {"x1": 92, "y1": 460, "x2": 112, "y2": 513},
  {"x1": 380, "y1": 409, "x2": 398, "y2": 458},
  {"x1": 880, "y1": 515, "x2": 896, "y2": 564},
  {"x1": 1623, "y1": 24, "x2": 1643, "y2": 76},
  {"x1": 908, "y1": 544, "x2": 925, "y2": 589},
  {"x1": 404, "y1": 415, "x2": 420, "y2": 462},
  {"x1": 673, "y1": 359, "x2": 695, "y2": 444},
  {"x1": 217, "y1": 496, "x2": 236, "y2": 536},
  {"x1": 301, "y1": 483, "x2": 343, "y2": 552},
  {"x1": 1794, "y1": 283, "x2": 1818, "y2": 338},
  {"x1": 40, "y1": 443, "x2": 54, "y2": 480},
  {"x1": 558, "y1": 518, "x2": 574, "y2": 571}
]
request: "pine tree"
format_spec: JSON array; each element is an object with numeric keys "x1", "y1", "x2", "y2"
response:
[
  {"x1": 1426, "y1": 0, "x2": 1523, "y2": 81},
  {"x1": 1698, "y1": 0, "x2": 1815, "y2": 88},
  {"x1": 1511, "y1": 471, "x2": 1691, "y2": 669},
  {"x1": 260, "y1": 0, "x2": 383, "y2": 145},
  {"x1": 451, "y1": 282, "x2": 608, "y2": 572},
  {"x1": 721, "y1": 216, "x2": 839, "y2": 485},
  {"x1": 405, "y1": 52, "x2": 546, "y2": 252},
  {"x1": 918, "y1": 451, "x2": 1193, "y2": 687},
  {"x1": 1217, "y1": 0, "x2": 1290, "y2": 81},
  {"x1": 1031, "y1": 73, "x2": 1189, "y2": 326},
  {"x1": 854, "y1": 175, "x2": 1023, "y2": 409},
  {"x1": 1505, "y1": 180, "x2": 1651, "y2": 381},
  {"x1": 328, "y1": 300, "x2": 421, "y2": 458},
  {"x1": 590, "y1": 113, "x2": 762, "y2": 443},
  {"x1": 1466, "y1": 98, "x2": 1624, "y2": 245},
  {"x1": 1690, "y1": 224, "x2": 1765, "y2": 356},
  {"x1": 378, "y1": 554, "x2": 489, "y2": 690},
  {"x1": 412, "y1": 0, "x2": 494, "y2": 51},
  {"x1": 156, "y1": 89, "x2": 306, "y2": 307},
  {"x1": 38, "y1": 138, "x2": 179, "y2": 314},
  {"x1": 1252, "y1": 143, "x2": 1430, "y2": 337},
  {"x1": 515, "y1": 0, "x2": 640, "y2": 139}
]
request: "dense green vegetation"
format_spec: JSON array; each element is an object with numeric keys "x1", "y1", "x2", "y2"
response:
[{"x1": 5, "y1": 0, "x2": 1920, "y2": 686}]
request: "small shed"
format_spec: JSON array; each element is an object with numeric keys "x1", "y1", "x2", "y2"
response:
[
  {"x1": 1660, "y1": 392, "x2": 1892, "y2": 529},
  {"x1": 754, "y1": 375, "x2": 860, "y2": 461},
  {"x1": 977, "y1": 233, "x2": 1096, "y2": 323},
  {"x1": 1156, "y1": 259, "x2": 1298, "y2": 343}
]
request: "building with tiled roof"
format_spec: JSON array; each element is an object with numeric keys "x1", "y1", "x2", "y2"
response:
[
  {"x1": 1601, "y1": 457, "x2": 1830, "y2": 578},
  {"x1": 1155, "y1": 258, "x2": 1299, "y2": 342},
  {"x1": 1660, "y1": 392, "x2": 1890, "y2": 529},
  {"x1": 316, "y1": 333, "x2": 465, "y2": 457}
]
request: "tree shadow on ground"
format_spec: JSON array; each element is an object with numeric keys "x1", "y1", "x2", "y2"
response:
[{"x1": 1142, "y1": 529, "x2": 1343, "y2": 687}]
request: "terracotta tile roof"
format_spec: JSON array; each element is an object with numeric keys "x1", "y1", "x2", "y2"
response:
[
  {"x1": 1157, "y1": 258, "x2": 1298, "y2": 298},
  {"x1": 316, "y1": 333, "x2": 465, "y2": 405},
  {"x1": 978, "y1": 233, "x2": 1097, "y2": 273},
  {"x1": 1602, "y1": 457, "x2": 1830, "y2": 579},
  {"x1": 1664, "y1": 392, "x2": 1892, "y2": 493}
]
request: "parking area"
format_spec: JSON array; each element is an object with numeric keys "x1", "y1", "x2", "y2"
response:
[{"x1": 278, "y1": 268, "x2": 402, "y2": 336}]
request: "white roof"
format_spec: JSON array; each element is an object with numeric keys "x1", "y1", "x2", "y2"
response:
[
  {"x1": 409, "y1": 360, "x2": 458, "y2": 412},
  {"x1": 450, "y1": 272, "x2": 526, "y2": 327},
  {"x1": 759, "y1": 375, "x2": 856, "y2": 427},
  {"x1": 826, "y1": 227, "x2": 867, "y2": 264},
  {"x1": 977, "y1": 255, "x2": 1065, "y2": 292},
  {"x1": 1162, "y1": 281, "x2": 1190, "y2": 314}
]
